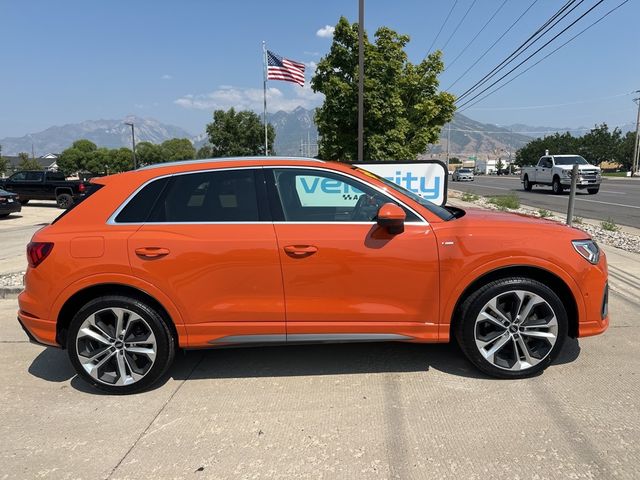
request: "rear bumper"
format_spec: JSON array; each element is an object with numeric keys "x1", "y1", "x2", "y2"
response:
[
  {"x1": 17, "y1": 309, "x2": 60, "y2": 348},
  {"x1": 0, "y1": 202, "x2": 22, "y2": 215}
]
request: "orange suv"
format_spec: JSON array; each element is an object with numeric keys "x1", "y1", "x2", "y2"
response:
[{"x1": 18, "y1": 158, "x2": 609, "y2": 393}]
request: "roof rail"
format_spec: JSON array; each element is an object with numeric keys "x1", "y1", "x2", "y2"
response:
[{"x1": 137, "y1": 156, "x2": 324, "y2": 171}]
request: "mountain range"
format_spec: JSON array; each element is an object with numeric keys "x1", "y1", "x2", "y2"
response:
[{"x1": 0, "y1": 108, "x2": 580, "y2": 158}]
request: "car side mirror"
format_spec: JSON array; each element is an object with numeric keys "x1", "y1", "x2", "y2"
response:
[{"x1": 376, "y1": 203, "x2": 406, "y2": 235}]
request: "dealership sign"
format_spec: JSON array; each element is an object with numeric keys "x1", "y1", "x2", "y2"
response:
[{"x1": 357, "y1": 161, "x2": 448, "y2": 206}]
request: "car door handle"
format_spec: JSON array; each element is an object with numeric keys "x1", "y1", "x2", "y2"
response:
[
  {"x1": 135, "y1": 247, "x2": 170, "y2": 259},
  {"x1": 283, "y1": 245, "x2": 318, "y2": 257}
]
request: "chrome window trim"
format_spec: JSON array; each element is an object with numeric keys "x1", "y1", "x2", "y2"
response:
[
  {"x1": 137, "y1": 156, "x2": 324, "y2": 171},
  {"x1": 107, "y1": 165, "x2": 429, "y2": 226}
]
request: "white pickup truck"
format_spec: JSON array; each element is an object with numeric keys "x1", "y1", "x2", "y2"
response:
[{"x1": 520, "y1": 154, "x2": 602, "y2": 195}]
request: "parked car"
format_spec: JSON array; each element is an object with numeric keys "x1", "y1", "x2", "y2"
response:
[
  {"x1": 18, "y1": 157, "x2": 609, "y2": 393},
  {"x1": 452, "y1": 168, "x2": 474, "y2": 182},
  {"x1": 520, "y1": 155, "x2": 602, "y2": 194},
  {"x1": 0, "y1": 170, "x2": 88, "y2": 208},
  {"x1": 0, "y1": 188, "x2": 21, "y2": 218}
]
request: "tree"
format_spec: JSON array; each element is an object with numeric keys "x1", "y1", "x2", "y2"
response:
[
  {"x1": 515, "y1": 132, "x2": 578, "y2": 167},
  {"x1": 108, "y1": 148, "x2": 134, "y2": 173},
  {"x1": 137, "y1": 142, "x2": 165, "y2": 166},
  {"x1": 618, "y1": 131, "x2": 636, "y2": 171},
  {"x1": 206, "y1": 108, "x2": 275, "y2": 157},
  {"x1": 448, "y1": 157, "x2": 461, "y2": 164},
  {"x1": 18, "y1": 152, "x2": 42, "y2": 170},
  {"x1": 311, "y1": 17, "x2": 455, "y2": 161},
  {"x1": 57, "y1": 139, "x2": 98, "y2": 175},
  {"x1": 0, "y1": 146, "x2": 8, "y2": 175},
  {"x1": 579, "y1": 123, "x2": 621, "y2": 165},
  {"x1": 197, "y1": 145, "x2": 213, "y2": 159},
  {"x1": 160, "y1": 138, "x2": 196, "y2": 161},
  {"x1": 495, "y1": 158, "x2": 504, "y2": 173}
]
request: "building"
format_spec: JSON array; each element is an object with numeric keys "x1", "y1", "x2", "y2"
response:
[{"x1": 1, "y1": 153, "x2": 59, "y2": 176}]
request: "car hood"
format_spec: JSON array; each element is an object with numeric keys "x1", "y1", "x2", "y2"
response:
[{"x1": 443, "y1": 207, "x2": 589, "y2": 239}]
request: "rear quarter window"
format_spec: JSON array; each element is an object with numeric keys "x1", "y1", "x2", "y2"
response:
[{"x1": 114, "y1": 178, "x2": 169, "y2": 223}]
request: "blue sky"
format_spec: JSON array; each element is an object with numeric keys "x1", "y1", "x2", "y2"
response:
[{"x1": 1, "y1": 0, "x2": 638, "y2": 137}]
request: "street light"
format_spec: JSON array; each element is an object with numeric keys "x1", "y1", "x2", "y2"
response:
[{"x1": 124, "y1": 121, "x2": 137, "y2": 170}]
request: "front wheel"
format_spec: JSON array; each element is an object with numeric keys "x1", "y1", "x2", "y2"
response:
[
  {"x1": 552, "y1": 177, "x2": 564, "y2": 195},
  {"x1": 523, "y1": 176, "x2": 532, "y2": 191},
  {"x1": 588, "y1": 187, "x2": 599, "y2": 195},
  {"x1": 67, "y1": 296, "x2": 175, "y2": 394},
  {"x1": 455, "y1": 278, "x2": 568, "y2": 379}
]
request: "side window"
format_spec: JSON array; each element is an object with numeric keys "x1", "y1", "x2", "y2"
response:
[
  {"x1": 47, "y1": 172, "x2": 65, "y2": 181},
  {"x1": 26, "y1": 171, "x2": 44, "y2": 181},
  {"x1": 150, "y1": 169, "x2": 260, "y2": 222},
  {"x1": 10, "y1": 172, "x2": 28, "y2": 182},
  {"x1": 115, "y1": 177, "x2": 169, "y2": 223},
  {"x1": 270, "y1": 168, "x2": 419, "y2": 222}
]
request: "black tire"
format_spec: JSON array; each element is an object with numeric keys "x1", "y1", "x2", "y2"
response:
[
  {"x1": 552, "y1": 176, "x2": 563, "y2": 195},
  {"x1": 454, "y1": 277, "x2": 568, "y2": 379},
  {"x1": 0, "y1": 213, "x2": 9, "y2": 218},
  {"x1": 587, "y1": 187, "x2": 599, "y2": 195},
  {"x1": 67, "y1": 295, "x2": 175, "y2": 394},
  {"x1": 56, "y1": 193, "x2": 73, "y2": 209},
  {"x1": 523, "y1": 176, "x2": 532, "y2": 191},
  {"x1": 18, "y1": 198, "x2": 30, "y2": 205}
]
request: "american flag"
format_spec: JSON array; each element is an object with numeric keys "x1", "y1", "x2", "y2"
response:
[{"x1": 267, "y1": 50, "x2": 305, "y2": 87}]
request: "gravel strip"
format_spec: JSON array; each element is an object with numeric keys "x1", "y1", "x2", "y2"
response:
[
  {"x1": 0, "y1": 272, "x2": 24, "y2": 289},
  {"x1": 449, "y1": 191, "x2": 640, "y2": 254}
]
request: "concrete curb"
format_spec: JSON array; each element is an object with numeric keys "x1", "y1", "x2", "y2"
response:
[{"x1": 0, "y1": 287, "x2": 22, "y2": 299}]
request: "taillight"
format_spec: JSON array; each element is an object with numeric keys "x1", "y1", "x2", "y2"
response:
[
  {"x1": 79, "y1": 183, "x2": 86, "y2": 193},
  {"x1": 27, "y1": 242, "x2": 54, "y2": 268}
]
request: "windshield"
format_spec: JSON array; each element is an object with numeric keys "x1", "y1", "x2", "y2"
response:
[
  {"x1": 354, "y1": 167, "x2": 454, "y2": 221},
  {"x1": 458, "y1": 169, "x2": 472, "y2": 173},
  {"x1": 554, "y1": 156, "x2": 589, "y2": 166}
]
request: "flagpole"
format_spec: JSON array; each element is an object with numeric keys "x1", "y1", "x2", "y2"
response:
[{"x1": 262, "y1": 41, "x2": 268, "y2": 156}]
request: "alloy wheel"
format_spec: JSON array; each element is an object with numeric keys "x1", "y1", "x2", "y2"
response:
[
  {"x1": 474, "y1": 290, "x2": 558, "y2": 371},
  {"x1": 75, "y1": 307, "x2": 157, "y2": 386}
]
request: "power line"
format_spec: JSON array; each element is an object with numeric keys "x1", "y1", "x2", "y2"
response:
[
  {"x1": 466, "y1": 92, "x2": 632, "y2": 111},
  {"x1": 425, "y1": 0, "x2": 458, "y2": 57},
  {"x1": 440, "y1": 0, "x2": 478, "y2": 52},
  {"x1": 446, "y1": 0, "x2": 540, "y2": 91},
  {"x1": 456, "y1": 0, "x2": 584, "y2": 102},
  {"x1": 458, "y1": 0, "x2": 627, "y2": 111},
  {"x1": 445, "y1": 0, "x2": 508, "y2": 71}
]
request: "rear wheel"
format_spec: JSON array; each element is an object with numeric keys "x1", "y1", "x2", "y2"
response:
[
  {"x1": 588, "y1": 187, "x2": 599, "y2": 194},
  {"x1": 552, "y1": 177, "x2": 563, "y2": 194},
  {"x1": 0, "y1": 213, "x2": 9, "y2": 218},
  {"x1": 523, "y1": 176, "x2": 532, "y2": 191},
  {"x1": 18, "y1": 198, "x2": 30, "y2": 205},
  {"x1": 67, "y1": 296, "x2": 175, "y2": 394},
  {"x1": 455, "y1": 278, "x2": 567, "y2": 379},
  {"x1": 56, "y1": 193, "x2": 73, "y2": 209}
]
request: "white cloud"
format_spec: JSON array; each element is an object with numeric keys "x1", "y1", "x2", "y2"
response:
[
  {"x1": 316, "y1": 25, "x2": 335, "y2": 38},
  {"x1": 161, "y1": 74, "x2": 173, "y2": 80},
  {"x1": 174, "y1": 85, "x2": 323, "y2": 113}
]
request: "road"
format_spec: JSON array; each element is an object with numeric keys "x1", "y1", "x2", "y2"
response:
[{"x1": 448, "y1": 175, "x2": 640, "y2": 228}]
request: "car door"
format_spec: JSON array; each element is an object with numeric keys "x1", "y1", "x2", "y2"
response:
[
  {"x1": 537, "y1": 157, "x2": 553, "y2": 183},
  {"x1": 124, "y1": 168, "x2": 285, "y2": 346},
  {"x1": 266, "y1": 167, "x2": 440, "y2": 342}
]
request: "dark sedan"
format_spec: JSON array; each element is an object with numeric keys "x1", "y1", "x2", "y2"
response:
[{"x1": 0, "y1": 188, "x2": 21, "y2": 218}]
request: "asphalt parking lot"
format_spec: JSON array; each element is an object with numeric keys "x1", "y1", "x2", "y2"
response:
[{"x1": 1, "y1": 203, "x2": 639, "y2": 479}]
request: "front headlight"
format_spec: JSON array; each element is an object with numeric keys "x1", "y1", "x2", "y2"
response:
[
  {"x1": 572, "y1": 239, "x2": 600, "y2": 264},
  {"x1": 561, "y1": 170, "x2": 571, "y2": 177}
]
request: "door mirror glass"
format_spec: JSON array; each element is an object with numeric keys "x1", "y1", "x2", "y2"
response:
[{"x1": 377, "y1": 203, "x2": 406, "y2": 235}]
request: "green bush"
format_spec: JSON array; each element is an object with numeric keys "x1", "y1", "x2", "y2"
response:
[
  {"x1": 538, "y1": 209, "x2": 552, "y2": 218},
  {"x1": 461, "y1": 191, "x2": 479, "y2": 202},
  {"x1": 488, "y1": 194, "x2": 520, "y2": 211},
  {"x1": 600, "y1": 217, "x2": 620, "y2": 232}
]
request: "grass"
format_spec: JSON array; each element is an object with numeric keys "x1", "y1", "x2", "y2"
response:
[
  {"x1": 461, "y1": 191, "x2": 479, "y2": 202},
  {"x1": 600, "y1": 217, "x2": 620, "y2": 232},
  {"x1": 488, "y1": 193, "x2": 520, "y2": 211},
  {"x1": 602, "y1": 172, "x2": 629, "y2": 177},
  {"x1": 537, "y1": 209, "x2": 552, "y2": 218}
]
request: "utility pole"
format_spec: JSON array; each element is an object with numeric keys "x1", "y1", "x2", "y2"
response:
[
  {"x1": 446, "y1": 123, "x2": 451, "y2": 169},
  {"x1": 124, "y1": 122, "x2": 137, "y2": 170},
  {"x1": 632, "y1": 93, "x2": 640, "y2": 176},
  {"x1": 357, "y1": 0, "x2": 364, "y2": 162}
]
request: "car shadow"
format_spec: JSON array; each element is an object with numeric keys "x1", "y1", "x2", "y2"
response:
[
  {"x1": 28, "y1": 338, "x2": 582, "y2": 395},
  {"x1": 21, "y1": 201, "x2": 60, "y2": 208}
]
